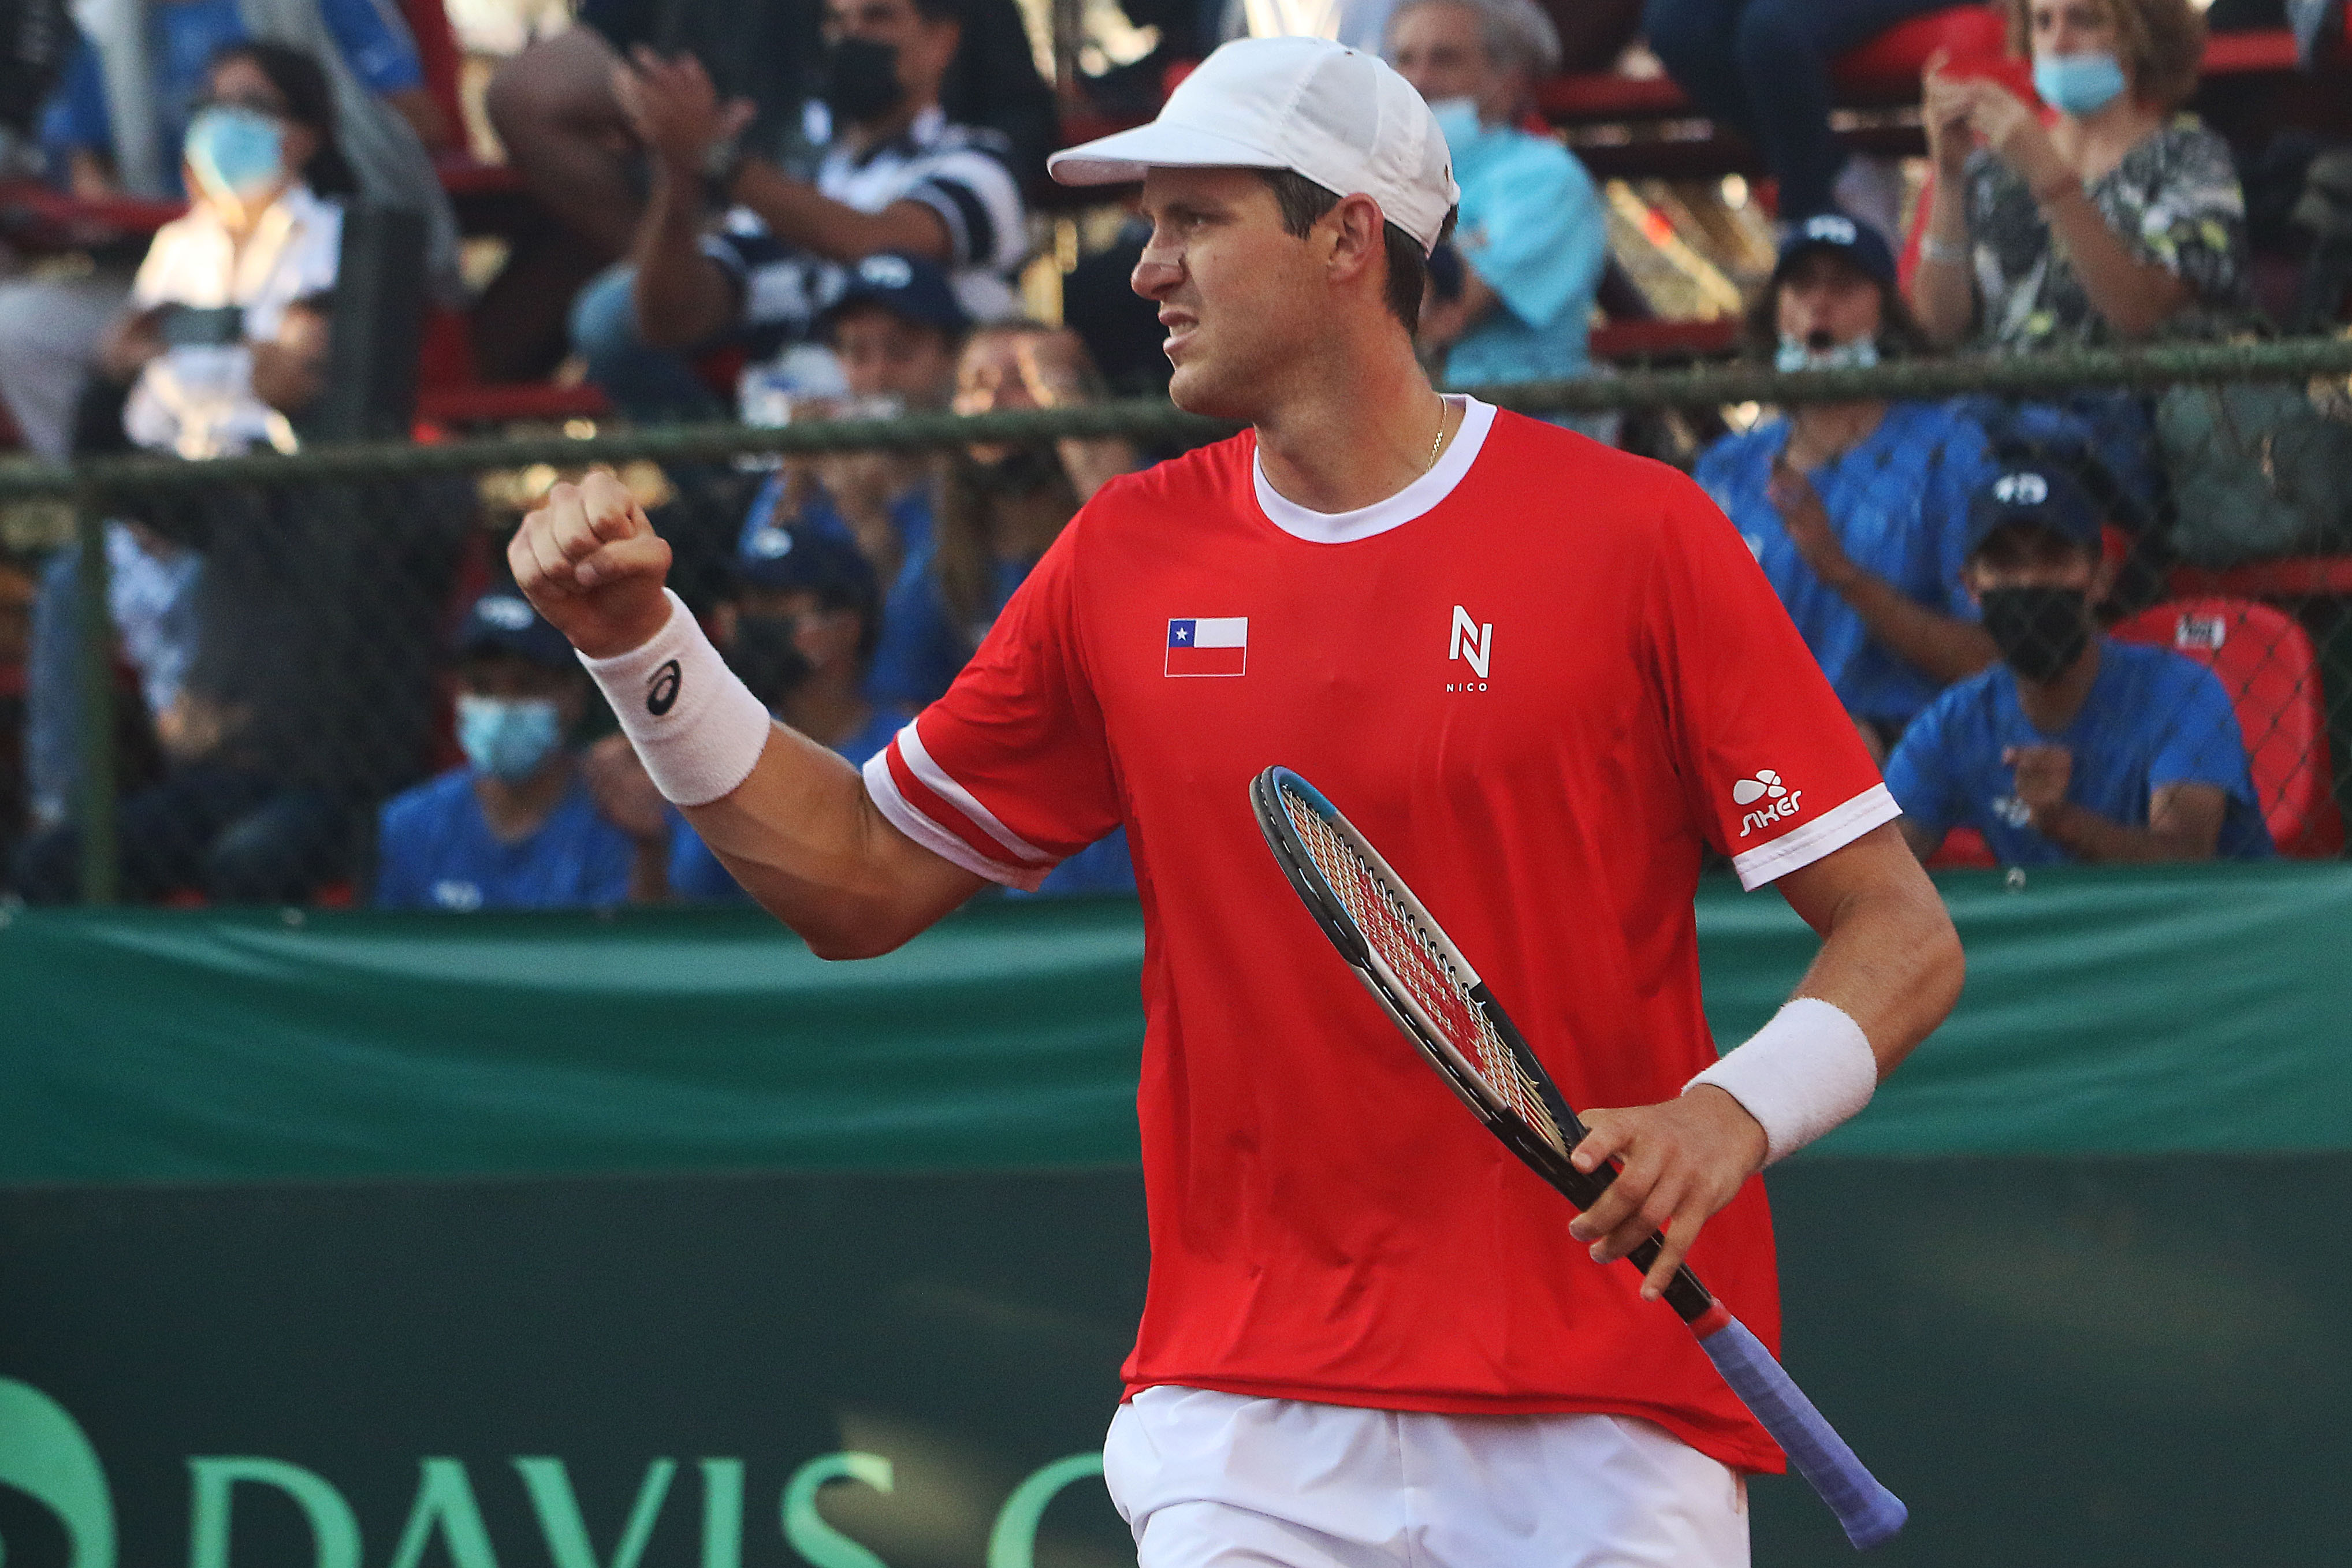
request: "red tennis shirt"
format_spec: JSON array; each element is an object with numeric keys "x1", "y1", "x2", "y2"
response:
[{"x1": 864, "y1": 399, "x2": 1895, "y2": 1472}]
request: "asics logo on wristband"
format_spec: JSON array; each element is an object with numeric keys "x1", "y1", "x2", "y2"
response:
[{"x1": 647, "y1": 659, "x2": 682, "y2": 716}]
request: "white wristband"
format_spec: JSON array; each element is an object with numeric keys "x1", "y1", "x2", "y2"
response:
[
  {"x1": 1684, "y1": 997, "x2": 1878, "y2": 1164},
  {"x1": 578, "y1": 589, "x2": 772, "y2": 806}
]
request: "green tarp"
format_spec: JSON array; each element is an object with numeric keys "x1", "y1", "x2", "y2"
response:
[{"x1": 5, "y1": 862, "x2": 2349, "y2": 1185}]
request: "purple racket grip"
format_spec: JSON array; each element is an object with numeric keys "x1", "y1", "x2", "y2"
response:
[{"x1": 1694, "y1": 1307, "x2": 1908, "y2": 1550}]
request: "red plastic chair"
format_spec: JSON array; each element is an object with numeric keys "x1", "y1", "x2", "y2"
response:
[{"x1": 2110, "y1": 597, "x2": 2347, "y2": 858}]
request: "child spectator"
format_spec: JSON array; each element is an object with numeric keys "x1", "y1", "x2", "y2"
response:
[
  {"x1": 1696, "y1": 215, "x2": 1998, "y2": 757},
  {"x1": 590, "y1": 520, "x2": 909, "y2": 902},
  {"x1": 1642, "y1": 0, "x2": 1948, "y2": 242},
  {"x1": 375, "y1": 593, "x2": 664, "y2": 911},
  {"x1": 1384, "y1": 0, "x2": 1605, "y2": 393},
  {"x1": 569, "y1": 0, "x2": 1027, "y2": 424},
  {"x1": 1888, "y1": 463, "x2": 2272, "y2": 865}
]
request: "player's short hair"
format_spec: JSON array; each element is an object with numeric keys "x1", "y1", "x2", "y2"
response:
[
  {"x1": 2000, "y1": 0, "x2": 2204, "y2": 111},
  {"x1": 1254, "y1": 169, "x2": 1458, "y2": 332},
  {"x1": 1385, "y1": 0, "x2": 1562, "y2": 78}
]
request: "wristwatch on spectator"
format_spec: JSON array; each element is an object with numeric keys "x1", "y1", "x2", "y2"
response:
[{"x1": 702, "y1": 134, "x2": 751, "y2": 206}]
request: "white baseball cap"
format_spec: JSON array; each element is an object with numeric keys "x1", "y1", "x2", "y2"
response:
[{"x1": 1047, "y1": 35, "x2": 1460, "y2": 255}]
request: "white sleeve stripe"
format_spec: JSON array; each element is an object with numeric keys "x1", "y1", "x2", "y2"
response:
[
  {"x1": 894, "y1": 718, "x2": 1055, "y2": 864},
  {"x1": 861, "y1": 748, "x2": 1048, "y2": 891},
  {"x1": 1729, "y1": 783, "x2": 1901, "y2": 891}
]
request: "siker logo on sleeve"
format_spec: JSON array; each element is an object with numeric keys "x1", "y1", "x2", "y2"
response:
[{"x1": 1733, "y1": 769, "x2": 1804, "y2": 836}]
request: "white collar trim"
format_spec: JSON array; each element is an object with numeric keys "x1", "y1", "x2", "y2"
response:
[{"x1": 1252, "y1": 396, "x2": 1497, "y2": 545}]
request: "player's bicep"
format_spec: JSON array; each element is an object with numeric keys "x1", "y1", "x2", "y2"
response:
[{"x1": 2146, "y1": 780, "x2": 2227, "y2": 859}]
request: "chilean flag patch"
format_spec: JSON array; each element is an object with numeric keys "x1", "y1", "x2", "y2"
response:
[{"x1": 1166, "y1": 617, "x2": 1248, "y2": 677}]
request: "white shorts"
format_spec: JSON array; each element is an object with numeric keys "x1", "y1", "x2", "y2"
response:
[{"x1": 1103, "y1": 1385, "x2": 1749, "y2": 1568}]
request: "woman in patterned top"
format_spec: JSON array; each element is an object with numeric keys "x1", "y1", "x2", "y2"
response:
[{"x1": 1912, "y1": 0, "x2": 2247, "y2": 351}]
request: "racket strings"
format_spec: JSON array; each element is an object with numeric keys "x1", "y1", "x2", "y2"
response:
[{"x1": 1282, "y1": 790, "x2": 1569, "y2": 1155}]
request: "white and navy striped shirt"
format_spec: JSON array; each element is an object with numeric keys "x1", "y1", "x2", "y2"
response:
[{"x1": 703, "y1": 103, "x2": 1027, "y2": 352}]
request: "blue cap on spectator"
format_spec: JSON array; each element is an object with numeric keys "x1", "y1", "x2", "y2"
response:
[
  {"x1": 821, "y1": 252, "x2": 970, "y2": 338},
  {"x1": 1966, "y1": 465, "x2": 2105, "y2": 557},
  {"x1": 1773, "y1": 212, "x2": 1898, "y2": 292},
  {"x1": 735, "y1": 515, "x2": 881, "y2": 603},
  {"x1": 456, "y1": 591, "x2": 576, "y2": 669}
]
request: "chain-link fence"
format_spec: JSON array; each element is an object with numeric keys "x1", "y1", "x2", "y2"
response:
[{"x1": 3, "y1": 336, "x2": 2350, "y2": 906}]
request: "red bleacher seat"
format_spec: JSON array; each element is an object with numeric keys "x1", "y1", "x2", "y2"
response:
[
  {"x1": 1829, "y1": 4, "x2": 2008, "y2": 97},
  {"x1": 2111, "y1": 597, "x2": 2346, "y2": 858}
]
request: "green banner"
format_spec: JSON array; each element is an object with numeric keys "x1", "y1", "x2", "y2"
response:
[{"x1": 5, "y1": 862, "x2": 2350, "y2": 1185}]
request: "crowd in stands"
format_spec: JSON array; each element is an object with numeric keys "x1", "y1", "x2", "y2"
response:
[{"x1": 3, "y1": 0, "x2": 2347, "y2": 906}]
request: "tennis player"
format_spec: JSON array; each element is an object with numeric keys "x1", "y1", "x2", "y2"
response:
[{"x1": 511, "y1": 34, "x2": 1962, "y2": 1566}]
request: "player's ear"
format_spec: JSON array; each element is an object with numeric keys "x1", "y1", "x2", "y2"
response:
[{"x1": 1323, "y1": 194, "x2": 1387, "y2": 288}]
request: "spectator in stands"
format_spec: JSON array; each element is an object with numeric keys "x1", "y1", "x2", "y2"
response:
[
  {"x1": 1698, "y1": 214, "x2": 1998, "y2": 758},
  {"x1": 1915, "y1": 0, "x2": 2249, "y2": 351},
  {"x1": 1641, "y1": 0, "x2": 1945, "y2": 244},
  {"x1": 0, "y1": 0, "x2": 453, "y2": 461},
  {"x1": 13, "y1": 47, "x2": 466, "y2": 907},
  {"x1": 589, "y1": 521, "x2": 908, "y2": 900},
  {"x1": 1384, "y1": 0, "x2": 1605, "y2": 392},
  {"x1": 1888, "y1": 463, "x2": 2272, "y2": 865},
  {"x1": 565, "y1": 0, "x2": 1028, "y2": 426},
  {"x1": 376, "y1": 592, "x2": 663, "y2": 910},
  {"x1": 479, "y1": 0, "x2": 1050, "y2": 381},
  {"x1": 870, "y1": 320, "x2": 1137, "y2": 895},
  {"x1": 76, "y1": 41, "x2": 349, "y2": 460},
  {"x1": 745, "y1": 252, "x2": 969, "y2": 584}
]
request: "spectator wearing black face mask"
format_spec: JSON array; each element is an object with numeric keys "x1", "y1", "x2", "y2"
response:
[
  {"x1": 568, "y1": 0, "x2": 1029, "y2": 426},
  {"x1": 586, "y1": 521, "x2": 906, "y2": 902},
  {"x1": 1885, "y1": 465, "x2": 2272, "y2": 867}
]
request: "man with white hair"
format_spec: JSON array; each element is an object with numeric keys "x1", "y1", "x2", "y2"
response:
[{"x1": 1386, "y1": 0, "x2": 1606, "y2": 392}]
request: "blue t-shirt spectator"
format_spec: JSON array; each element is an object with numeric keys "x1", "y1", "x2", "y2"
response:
[
  {"x1": 1438, "y1": 122, "x2": 1605, "y2": 387},
  {"x1": 375, "y1": 768, "x2": 637, "y2": 911},
  {"x1": 1698, "y1": 401, "x2": 1999, "y2": 730},
  {"x1": 42, "y1": 0, "x2": 420, "y2": 199},
  {"x1": 667, "y1": 705, "x2": 908, "y2": 902},
  {"x1": 1885, "y1": 639, "x2": 2272, "y2": 866}
]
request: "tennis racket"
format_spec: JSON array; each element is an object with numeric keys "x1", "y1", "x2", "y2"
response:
[{"x1": 1250, "y1": 764, "x2": 1907, "y2": 1551}]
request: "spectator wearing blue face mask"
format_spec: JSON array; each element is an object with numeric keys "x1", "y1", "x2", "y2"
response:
[
  {"x1": 1695, "y1": 215, "x2": 2001, "y2": 758},
  {"x1": 373, "y1": 593, "x2": 664, "y2": 911},
  {"x1": 1915, "y1": 0, "x2": 2246, "y2": 353},
  {"x1": 1382, "y1": 0, "x2": 1604, "y2": 395}
]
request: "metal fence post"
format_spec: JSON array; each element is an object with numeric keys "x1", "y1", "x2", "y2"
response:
[{"x1": 71, "y1": 484, "x2": 116, "y2": 905}]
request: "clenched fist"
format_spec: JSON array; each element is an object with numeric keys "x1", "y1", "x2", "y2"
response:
[{"x1": 508, "y1": 470, "x2": 676, "y2": 659}]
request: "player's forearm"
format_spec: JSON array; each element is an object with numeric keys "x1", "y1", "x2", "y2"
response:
[
  {"x1": 682, "y1": 727, "x2": 984, "y2": 956},
  {"x1": 1780, "y1": 826, "x2": 1963, "y2": 1077},
  {"x1": 1833, "y1": 573, "x2": 1998, "y2": 684}
]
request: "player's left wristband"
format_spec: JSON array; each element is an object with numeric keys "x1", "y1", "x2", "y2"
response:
[
  {"x1": 578, "y1": 589, "x2": 772, "y2": 806},
  {"x1": 1684, "y1": 997, "x2": 1878, "y2": 1165}
]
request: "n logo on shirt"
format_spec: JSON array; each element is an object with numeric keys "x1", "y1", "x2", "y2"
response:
[{"x1": 1449, "y1": 606, "x2": 1492, "y2": 680}]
